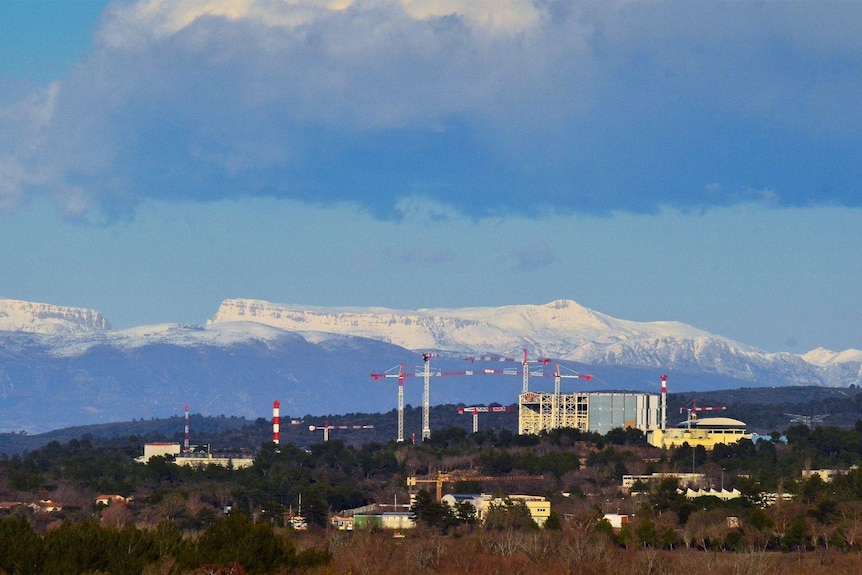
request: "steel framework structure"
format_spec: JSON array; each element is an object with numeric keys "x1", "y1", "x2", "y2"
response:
[{"x1": 519, "y1": 391, "x2": 590, "y2": 435}]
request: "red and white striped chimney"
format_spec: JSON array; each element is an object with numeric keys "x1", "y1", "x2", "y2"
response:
[
  {"x1": 273, "y1": 400, "x2": 280, "y2": 445},
  {"x1": 184, "y1": 403, "x2": 190, "y2": 453}
]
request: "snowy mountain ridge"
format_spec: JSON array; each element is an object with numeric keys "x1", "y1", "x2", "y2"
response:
[
  {"x1": 208, "y1": 298, "x2": 754, "y2": 357},
  {"x1": 1, "y1": 297, "x2": 861, "y2": 433},
  {"x1": 0, "y1": 298, "x2": 112, "y2": 335},
  {"x1": 205, "y1": 298, "x2": 861, "y2": 386}
]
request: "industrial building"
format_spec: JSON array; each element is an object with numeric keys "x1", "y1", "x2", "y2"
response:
[
  {"x1": 137, "y1": 442, "x2": 255, "y2": 468},
  {"x1": 646, "y1": 416, "x2": 752, "y2": 450},
  {"x1": 517, "y1": 374, "x2": 751, "y2": 450},
  {"x1": 518, "y1": 390, "x2": 660, "y2": 435},
  {"x1": 439, "y1": 493, "x2": 552, "y2": 527}
]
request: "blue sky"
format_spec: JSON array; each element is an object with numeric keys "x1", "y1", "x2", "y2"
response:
[{"x1": 0, "y1": 0, "x2": 859, "y2": 354}]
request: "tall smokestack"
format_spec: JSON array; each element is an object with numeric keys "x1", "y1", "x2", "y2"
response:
[
  {"x1": 273, "y1": 400, "x2": 280, "y2": 445},
  {"x1": 184, "y1": 404, "x2": 190, "y2": 453},
  {"x1": 661, "y1": 375, "x2": 667, "y2": 432}
]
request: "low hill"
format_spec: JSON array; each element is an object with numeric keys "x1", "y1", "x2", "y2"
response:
[{"x1": 4, "y1": 386, "x2": 862, "y2": 456}]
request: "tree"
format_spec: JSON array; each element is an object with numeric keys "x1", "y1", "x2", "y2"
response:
[
  {"x1": 782, "y1": 515, "x2": 810, "y2": 551},
  {"x1": 635, "y1": 518, "x2": 657, "y2": 547},
  {"x1": 411, "y1": 490, "x2": 456, "y2": 529},
  {"x1": 544, "y1": 510, "x2": 562, "y2": 531},
  {"x1": 0, "y1": 516, "x2": 44, "y2": 575},
  {"x1": 483, "y1": 498, "x2": 538, "y2": 531},
  {"x1": 194, "y1": 513, "x2": 297, "y2": 574}
]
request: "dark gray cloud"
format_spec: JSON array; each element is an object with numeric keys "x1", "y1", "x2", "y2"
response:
[{"x1": 2, "y1": 0, "x2": 860, "y2": 219}]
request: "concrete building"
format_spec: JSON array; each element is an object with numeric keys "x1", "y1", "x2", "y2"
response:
[
  {"x1": 174, "y1": 453, "x2": 254, "y2": 469},
  {"x1": 646, "y1": 416, "x2": 752, "y2": 450},
  {"x1": 517, "y1": 375, "x2": 749, "y2": 451},
  {"x1": 140, "y1": 442, "x2": 181, "y2": 461},
  {"x1": 441, "y1": 493, "x2": 488, "y2": 521},
  {"x1": 622, "y1": 473, "x2": 707, "y2": 492},
  {"x1": 331, "y1": 515, "x2": 354, "y2": 530},
  {"x1": 95, "y1": 494, "x2": 130, "y2": 506},
  {"x1": 485, "y1": 495, "x2": 552, "y2": 527},
  {"x1": 353, "y1": 512, "x2": 416, "y2": 530},
  {"x1": 518, "y1": 391, "x2": 659, "y2": 436},
  {"x1": 602, "y1": 513, "x2": 629, "y2": 530},
  {"x1": 684, "y1": 488, "x2": 741, "y2": 501},
  {"x1": 801, "y1": 468, "x2": 857, "y2": 482},
  {"x1": 137, "y1": 442, "x2": 254, "y2": 468}
]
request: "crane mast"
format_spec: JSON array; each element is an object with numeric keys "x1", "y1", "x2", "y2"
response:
[
  {"x1": 680, "y1": 397, "x2": 726, "y2": 428},
  {"x1": 457, "y1": 405, "x2": 516, "y2": 433},
  {"x1": 373, "y1": 351, "x2": 592, "y2": 441},
  {"x1": 407, "y1": 471, "x2": 545, "y2": 502},
  {"x1": 309, "y1": 420, "x2": 374, "y2": 442},
  {"x1": 421, "y1": 353, "x2": 438, "y2": 440},
  {"x1": 371, "y1": 363, "x2": 407, "y2": 442},
  {"x1": 467, "y1": 349, "x2": 550, "y2": 393}
]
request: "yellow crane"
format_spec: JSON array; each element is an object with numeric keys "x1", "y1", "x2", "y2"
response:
[{"x1": 407, "y1": 471, "x2": 545, "y2": 502}]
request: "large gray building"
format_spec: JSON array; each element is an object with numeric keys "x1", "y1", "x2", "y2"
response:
[{"x1": 518, "y1": 391, "x2": 660, "y2": 435}]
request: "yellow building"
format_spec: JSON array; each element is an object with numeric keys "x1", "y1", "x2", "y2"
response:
[
  {"x1": 647, "y1": 416, "x2": 752, "y2": 450},
  {"x1": 137, "y1": 443, "x2": 254, "y2": 468},
  {"x1": 489, "y1": 495, "x2": 552, "y2": 527}
]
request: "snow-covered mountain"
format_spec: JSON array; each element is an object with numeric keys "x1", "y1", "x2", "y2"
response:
[
  {"x1": 209, "y1": 298, "x2": 746, "y2": 357},
  {"x1": 209, "y1": 298, "x2": 861, "y2": 386},
  {"x1": 0, "y1": 299, "x2": 112, "y2": 334},
  {"x1": 1, "y1": 297, "x2": 860, "y2": 434}
]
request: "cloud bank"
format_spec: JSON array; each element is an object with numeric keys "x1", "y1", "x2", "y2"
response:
[{"x1": 2, "y1": 0, "x2": 860, "y2": 219}]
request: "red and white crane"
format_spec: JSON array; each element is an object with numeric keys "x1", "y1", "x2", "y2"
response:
[
  {"x1": 468, "y1": 354, "x2": 593, "y2": 432},
  {"x1": 545, "y1": 363, "x2": 593, "y2": 428},
  {"x1": 467, "y1": 349, "x2": 551, "y2": 393},
  {"x1": 457, "y1": 405, "x2": 517, "y2": 433},
  {"x1": 308, "y1": 420, "x2": 374, "y2": 442},
  {"x1": 373, "y1": 352, "x2": 518, "y2": 442},
  {"x1": 680, "y1": 397, "x2": 726, "y2": 428},
  {"x1": 373, "y1": 350, "x2": 593, "y2": 442}
]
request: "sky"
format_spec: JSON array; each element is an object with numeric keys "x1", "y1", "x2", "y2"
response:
[{"x1": 0, "y1": 0, "x2": 859, "y2": 355}]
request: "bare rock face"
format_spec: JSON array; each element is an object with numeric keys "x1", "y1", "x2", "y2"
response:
[{"x1": 0, "y1": 299, "x2": 113, "y2": 335}]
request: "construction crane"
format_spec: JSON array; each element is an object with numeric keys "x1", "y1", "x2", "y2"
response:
[
  {"x1": 373, "y1": 353, "x2": 517, "y2": 442},
  {"x1": 308, "y1": 420, "x2": 374, "y2": 442},
  {"x1": 420, "y1": 352, "x2": 438, "y2": 441},
  {"x1": 407, "y1": 471, "x2": 545, "y2": 502},
  {"x1": 467, "y1": 349, "x2": 551, "y2": 393},
  {"x1": 457, "y1": 405, "x2": 517, "y2": 433},
  {"x1": 547, "y1": 363, "x2": 592, "y2": 429},
  {"x1": 183, "y1": 403, "x2": 190, "y2": 454},
  {"x1": 468, "y1": 353, "x2": 593, "y2": 432},
  {"x1": 680, "y1": 398, "x2": 726, "y2": 428},
  {"x1": 372, "y1": 353, "x2": 439, "y2": 442},
  {"x1": 371, "y1": 362, "x2": 409, "y2": 443}
]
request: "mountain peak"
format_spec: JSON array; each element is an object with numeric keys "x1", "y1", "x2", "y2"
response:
[
  {"x1": 801, "y1": 347, "x2": 862, "y2": 366},
  {"x1": 208, "y1": 298, "x2": 712, "y2": 359},
  {"x1": 0, "y1": 299, "x2": 113, "y2": 335}
]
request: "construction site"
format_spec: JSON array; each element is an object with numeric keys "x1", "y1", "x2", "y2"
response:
[
  {"x1": 138, "y1": 351, "x2": 752, "y2": 476},
  {"x1": 372, "y1": 352, "x2": 751, "y2": 450}
]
